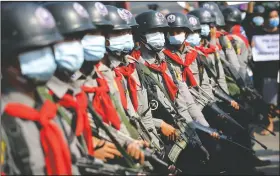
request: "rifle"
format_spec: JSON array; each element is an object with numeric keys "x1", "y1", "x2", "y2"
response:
[
  {"x1": 76, "y1": 156, "x2": 146, "y2": 175},
  {"x1": 189, "y1": 87, "x2": 268, "y2": 150},
  {"x1": 89, "y1": 118, "x2": 170, "y2": 170},
  {"x1": 197, "y1": 54, "x2": 274, "y2": 136},
  {"x1": 86, "y1": 99, "x2": 138, "y2": 169},
  {"x1": 135, "y1": 62, "x2": 211, "y2": 163},
  {"x1": 190, "y1": 121, "x2": 254, "y2": 152},
  {"x1": 129, "y1": 116, "x2": 166, "y2": 159}
]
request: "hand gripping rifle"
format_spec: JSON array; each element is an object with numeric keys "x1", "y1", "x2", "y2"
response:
[
  {"x1": 89, "y1": 118, "x2": 170, "y2": 170},
  {"x1": 189, "y1": 86, "x2": 268, "y2": 150},
  {"x1": 87, "y1": 98, "x2": 173, "y2": 172},
  {"x1": 135, "y1": 61, "x2": 211, "y2": 163},
  {"x1": 190, "y1": 121, "x2": 254, "y2": 152}
]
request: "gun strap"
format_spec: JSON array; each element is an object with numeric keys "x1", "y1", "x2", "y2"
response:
[
  {"x1": 109, "y1": 94, "x2": 139, "y2": 139},
  {"x1": 2, "y1": 114, "x2": 33, "y2": 175},
  {"x1": 86, "y1": 101, "x2": 137, "y2": 168},
  {"x1": 196, "y1": 54, "x2": 205, "y2": 86},
  {"x1": 135, "y1": 62, "x2": 178, "y2": 113},
  {"x1": 36, "y1": 86, "x2": 87, "y2": 156}
]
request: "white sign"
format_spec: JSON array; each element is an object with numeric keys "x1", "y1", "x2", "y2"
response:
[{"x1": 252, "y1": 34, "x2": 279, "y2": 62}]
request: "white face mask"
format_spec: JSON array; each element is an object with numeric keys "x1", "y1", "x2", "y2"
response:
[
  {"x1": 107, "y1": 34, "x2": 127, "y2": 53},
  {"x1": 81, "y1": 35, "x2": 106, "y2": 61},
  {"x1": 123, "y1": 34, "x2": 135, "y2": 54},
  {"x1": 54, "y1": 41, "x2": 84, "y2": 72},
  {"x1": 168, "y1": 32, "x2": 186, "y2": 45},
  {"x1": 19, "y1": 47, "x2": 57, "y2": 82},
  {"x1": 145, "y1": 32, "x2": 165, "y2": 51}
]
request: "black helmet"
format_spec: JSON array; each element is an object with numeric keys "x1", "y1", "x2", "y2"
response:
[
  {"x1": 188, "y1": 8, "x2": 215, "y2": 24},
  {"x1": 1, "y1": 2, "x2": 63, "y2": 57},
  {"x1": 118, "y1": 8, "x2": 139, "y2": 28},
  {"x1": 202, "y1": 2, "x2": 225, "y2": 26},
  {"x1": 105, "y1": 5, "x2": 131, "y2": 31},
  {"x1": 135, "y1": 10, "x2": 169, "y2": 34},
  {"x1": 43, "y1": 2, "x2": 96, "y2": 35},
  {"x1": 222, "y1": 7, "x2": 242, "y2": 24},
  {"x1": 186, "y1": 14, "x2": 201, "y2": 31},
  {"x1": 165, "y1": 12, "x2": 193, "y2": 32},
  {"x1": 79, "y1": 2, "x2": 113, "y2": 29}
]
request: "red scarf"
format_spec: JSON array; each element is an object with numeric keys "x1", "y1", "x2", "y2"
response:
[
  {"x1": 4, "y1": 100, "x2": 72, "y2": 175},
  {"x1": 195, "y1": 44, "x2": 216, "y2": 57},
  {"x1": 116, "y1": 63, "x2": 139, "y2": 111},
  {"x1": 114, "y1": 71, "x2": 128, "y2": 110},
  {"x1": 130, "y1": 50, "x2": 141, "y2": 60},
  {"x1": 51, "y1": 91, "x2": 94, "y2": 156},
  {"x1": 163, "y1": 49, "x2": 198, "y2": 87},
  {"x1": 231, "y1": 25, "x2": 249, "y2": 48},
  {"x1": 145, "y1": 61, "x2": 178, "y2": 101},
  {"x1": 82, "y1": 78, "x2": 121, "y2": 130}
]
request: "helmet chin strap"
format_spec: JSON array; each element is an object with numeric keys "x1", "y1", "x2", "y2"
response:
[
  {"x1": 106, "y1": 47, "x2": 124, "y2": 58},
  {"x1": 139, "y1": 35, "x2": 163, "y2": 53}
]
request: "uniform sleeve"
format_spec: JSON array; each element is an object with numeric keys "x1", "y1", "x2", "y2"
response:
[
  {"x1": 176, "y1": 81, "x2": 210, "y2": 127},
  {"x1": 221, "y1": 36, "x2": 241, "y2": 72},
  {"x1": 216, "y1": 54, "x2": 230, "y2": 94}
]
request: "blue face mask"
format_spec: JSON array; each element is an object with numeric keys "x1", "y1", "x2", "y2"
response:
[
  {"x1": 81, "y1": 35, "x2": 106, "y2": 61},
  {"x1": 252, "y1": 16, "x2": 264, "y2": 26},
  {"x1": 54, "y1": 41, "x2": 84, "y2": 72},
  {"x1": 200, "y1": 24, "x2": 210, "y2": 37},
  {"x1": 169, "y1": 32, "x2": 186, "y2": 45},
  {"x1": 269, "y1": 17, "x2": 279, "y2": 28},
  {"x1": 123, "y1": 34, "x2": 135, "y2": 53},
  {"x1": 19, "y1": 47, "x2": 57, "y2": 82},
  {"x1": 185, "y1": 33, "x2": 201, "y2": 47},
  {"x1": 107, "y1": 35, "x2": 127, "y2": 53},
  {"x1": 145, "y1": 32, "x2": 165, "y2": 51}
]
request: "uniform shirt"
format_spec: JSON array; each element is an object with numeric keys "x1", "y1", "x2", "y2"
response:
[
  {"x1": 216, "y1": 35, "x2": 241, "y2": 73},
  {"x1": 201, "y1": 40, "x2": 229, "y2": 94},
  {"x1": 230, "y1": 34, "x2": 252, "y2": 83},
  {"x1": 111, "y1": 55, "x2": 161, "y2": 146},
  {"x1": 71, "y1": 69, "x2": 132, "y2": 142},
  {"x1": 1, "y1": 87, "x2": 81, "y2": 175},
  {"x1": 139, "y1": 51, "x2": 210, "y2": 127}
]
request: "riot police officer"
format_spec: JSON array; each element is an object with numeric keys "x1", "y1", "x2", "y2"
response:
[{"x1": 1, "y1": 2, "x2": 77, "y2": 175}]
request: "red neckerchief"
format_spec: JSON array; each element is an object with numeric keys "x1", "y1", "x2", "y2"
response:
[
  {"x1": 195, "y1": 44, "x2": 216, "y2": 57},
  {"x1": 4, "y1": 100, "x2": 72, "y2": 175},
  {"x1": 114, "y1": 71, "x2": 128, "y2": 110},
  {"x1": 116, "y1": 62, "x2": 139, "y2": 111},
  {"x1": 231, "y1": 25, "x2": 249, "y2": 48},
  {"x1": 82, "y1": 78, "x2": 121, "y2": 130},
  {"x1": 95, "y1": 62, "x2": 128, "y2": 110},
  {"x1": 130, "y1": 50, "x2": 141, "y2": 60},
  {"x1": 163, "y1": 48, "x2": 198, "y2": 87},
  {"x1": 145, "y1": 61, "x2": 178, "y2": 101},
  {"x1": 49, "y1": 91, "x2": 94, "y2": 156}
]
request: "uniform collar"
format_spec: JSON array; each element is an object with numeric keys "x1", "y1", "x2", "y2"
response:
[
  {"x1": 1, "y1": 88, "x2": 36, "y2": 108},
  {"x1": 47, "y1": 76, "x2": 81, "y2": 99}
]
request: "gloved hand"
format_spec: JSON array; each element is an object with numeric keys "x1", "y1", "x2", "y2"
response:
[{"x1": 160, "y1": 121, "x2": 178, "y2": 141}]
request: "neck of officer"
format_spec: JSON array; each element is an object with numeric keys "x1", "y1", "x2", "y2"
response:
[
  {"x1": 54, "y1": 69, "x2": 72, "y2": 83},
  {"x1": 2, "y1": 74, "x2": 36, "y2": 100},
  {"x1": 102, "y1": 53, "x2": 123, "y2": 69},
  {"x1": 80, "y1": 61, "x2": 95, "y2": 76},
  {"x1": 140, "y1": 44, "x2": 158, "y2": 61}
]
